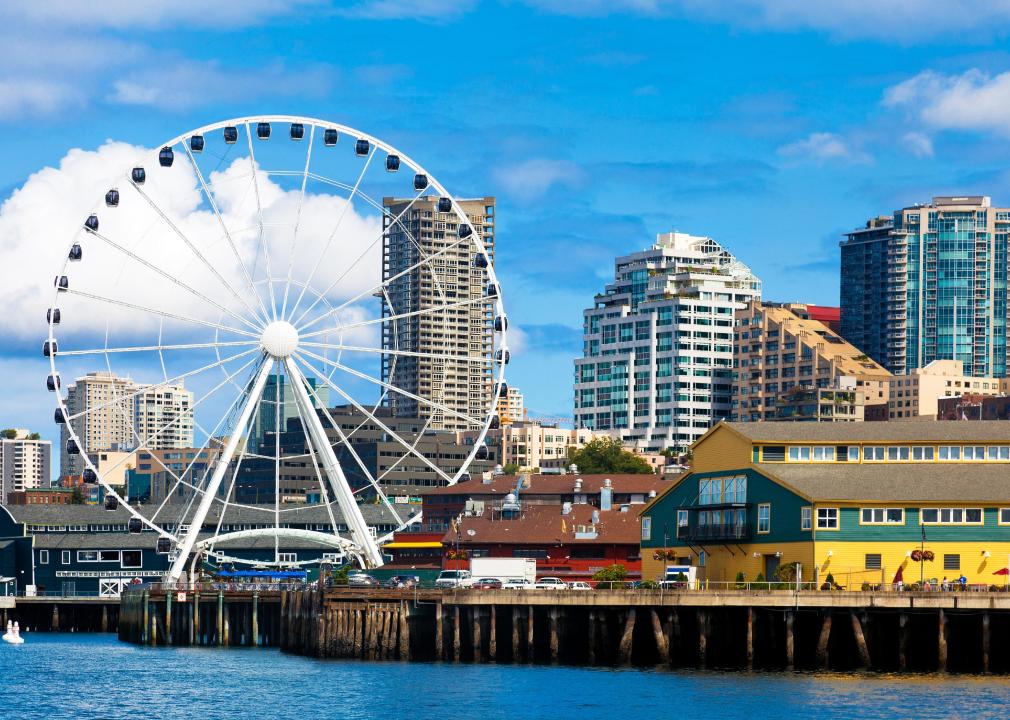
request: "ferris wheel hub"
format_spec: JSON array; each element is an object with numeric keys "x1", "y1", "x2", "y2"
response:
[{"x1": 260, "y1": 321, "x2": 299, "y2": 358}]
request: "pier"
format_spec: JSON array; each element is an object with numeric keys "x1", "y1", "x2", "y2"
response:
[
  {"x1": 1, "y1": 596, "x2": 121, "y2": 633},
  {"x1": 116, "y1": 586, "x2": 1010, "y2": 673}
]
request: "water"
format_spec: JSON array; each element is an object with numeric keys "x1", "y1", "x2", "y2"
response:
[{"x1": 3, "y1": 635, "x2": 1010, "y2": 719}]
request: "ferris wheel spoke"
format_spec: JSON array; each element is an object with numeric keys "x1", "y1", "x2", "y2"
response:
[
  {"x1": 294, "y1": 353, "x2": 454, "y2": 485},
  {"x1": 59, "y1": 340, "x2": 259, "y2": 356},
  {"x1": 288, "y1": 144, "x2": 377, "y2": 324},
  {"x1": 84, "y1": 353, "x2": 261, "y2": 487},
  {"x1": 169, "y1": 358, "x2": 276, "y2": 582},
  {"x1": 129, "y1": 180, "x2": 269, "y2": 328},
  {"x1": 290, "y1": 182, "x2": 427, "y2": 329},
  {"x1": 280, "y1": 125, "x2": 315, "y2": 320},
  {"x1": 63, "y1": 288, "x2": 260, "y2": 339},
  {"x1": 299, "y1": 295, "x2": 489, "y2": 340},
  {"x1": 66, "y1": 347, "x2": 255, "y2": 422},
  {"x1": 297, "y1": 229, "x2": 478, "y2": 335},
  {"x1": 300, "y1": 341, "x2": 496, "y2": 366},
  {"x1": 89, "y1": 230, "x2": 264, "y2": 333},
  {"x1": 288, "y1": 375, "x2": 344, "y2": 541},
  {"x1": 245, "y1": 122, "x2": 279, "y2": 321},
  {"x1": 298, "y1": 347, "x2": 486, "y2": 428},
  {"x1": 182, "y1": 140, "x2": 273, "y2": 326}
]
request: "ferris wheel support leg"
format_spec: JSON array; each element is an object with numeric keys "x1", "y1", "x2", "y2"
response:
[
  {"x1": 285, "y1": 357, "x2": 384, "y2": 568},
  {"x1": 167, "y1": 357, "x2": 275, "y2": 583}
]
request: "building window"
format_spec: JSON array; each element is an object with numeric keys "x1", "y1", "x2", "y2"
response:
[
  {"x1": 863, "y1": 446, "x2": 884, "y2": 461},
  {"x1": 938, "y1": 446, "x2": 961, "y2": 461},
  {"x1": 816, "y1": 508, "x2": 838, "y2": 530},
  {"x1": 78, "y1": 550, "x2": 99, "y2": 563},
  {"x1": 61, "y1": 550, "x2": 70, "y2": 565},
  {"x1": 121, "y1": 551, "x2": 142, "y2": 569},
  {"x1": 788, "y1": 446, "x2": 811, "y2": 462},
  {"x1": 698, "y1": 550, "x2": 706, "y2": 567},
  {"x1": 1000, "y1": 508, "x2": 1010, "y2": 525},
  {"x1": 865, "y1": 554, "x2": 882, "y2": 570},
  {"x1": 39, "y1": 550, "x2": 49, "y2": 565},
  {"x1": 920, "y1": 508, "x2": 984, "y2": 525},
  {"x1": 641, "y1": 517, "x2": 652, "y2": 541},
  {"x1": 847, "y1": 446, "x2": 860, "y2": 462},
  {"x1": 860, "y1": 508, "x2": 904, "y2": 525},
  {"x1": 943, "y1": 554, "x2": 960, "y2": 571},
  {"x1": 758, "y1": 504, "x2": 771, "y2": 533},
  {"x1": 676, "y1": 510, "x2": 689, "y2": 538},
  {"x1": 801, "y1": 507, "x2": 812, "y2": 531}
]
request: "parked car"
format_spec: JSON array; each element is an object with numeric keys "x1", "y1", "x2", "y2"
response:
[
  {"x1": 385, "y1": 575, "x2": 420, "y2": 589},
  {"x1": 473, "y1": 577, "x2": 503, "y2": 590},
  {"x1": 569, "y1": 581, "x2": 592, "y2": 591},
  {"x1": 502, "y1": 578, "x2": 534, "y2": 590},
  {"x1": 348, "y1": 572, "x2": 379, "y2": 587},
  {"x1": 434, "y1": 569, "x2": 473, "y2": 589},
  {"x1": 533, "y1": 577, "x2": 569, "y2": 590}
]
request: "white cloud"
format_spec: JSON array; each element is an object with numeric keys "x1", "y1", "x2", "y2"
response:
[
  {"x1": 522, "y1": 0, "x2": 1010, "y2": 41},
  {"x1": 901, "y1": 131, "x2": 934, "y2": 158},
  {"x1": 0, "y1": 1, "x2": 320, "y2": 28},
  {"x1": 0, "y1": 79, "x2": 83, "y2": 120},
  {"x1": 493, "y1": 159, "x2": 584, "y2": 201},
  {"x1": 884, "y1": 69, "x2": 1010, "y2": 135},
  {"x1": 777, "y1": 132, "x2": 870, "y2": 164},
  {"x1": 336, "y1": 0, "x2": 478, "y2": 20},
  {"x1": 0, "y1": 139, "x2": 387, "y2": 354}
]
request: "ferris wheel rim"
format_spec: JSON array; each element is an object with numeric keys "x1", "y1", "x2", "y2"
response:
[{"x1": 46, "y1": 113, "x2": 507, "y2": 573}]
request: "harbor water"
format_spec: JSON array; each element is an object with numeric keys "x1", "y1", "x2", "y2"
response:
[{"x1": 4, "y1": 634, "x2": 1010, "y2": 719}]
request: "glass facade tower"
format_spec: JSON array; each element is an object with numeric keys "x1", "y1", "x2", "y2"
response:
[{"x1": 841, "y1": 196, "x2": 1010, "y2": 378}]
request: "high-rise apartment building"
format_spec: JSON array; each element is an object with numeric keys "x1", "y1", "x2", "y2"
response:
[
  {"x1": 841, "y1": 196, "x2": 1010, "y2": 377},
  {"x1": 60, "y1": 371, "x2": 193, "y2": 477},
  {"x1": 381, "y1": 196, "x2": 496, "y2": 431},
  {"x1": 731, "y1": 301, "x2": 891, "y2": 422},
  {"x1": 1, "y1": 430, "x2": 51, "y2": 504},
  {"x1": 574, "y1": 232, "x2": 761, "y2": 453}
]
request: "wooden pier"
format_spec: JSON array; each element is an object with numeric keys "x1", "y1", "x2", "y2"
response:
[
  {"x1": 118, "y1": 586, "x2": 1010, "y2": 673},
  {"x1": 2, "y1": 596, "x2": 120, "y2": 633}
]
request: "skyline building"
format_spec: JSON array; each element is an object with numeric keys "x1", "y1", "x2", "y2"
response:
[
  {"x1": 841, "y1": 195, "x2": 1010, "y2": 377},
  {"x1": 731, "y1": 301, "x2": 891, "y2": 422},
  {"x1": 574, "y1": 231, "x2": 761, "y2": 453},
  {"x1": 0, "y1": 429, "x2": 51, "y2": 504},
  {"x1": 60, "y1": 371, "x2": 193, "y2": 478},
  {"x1": 381, "y1": 196, "x2": 496, "y2": 432},
  {"x1": 249, "y1": 374, "x2": 329, "y2": 453}
]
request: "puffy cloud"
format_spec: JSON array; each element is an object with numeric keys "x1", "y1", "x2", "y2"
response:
[
  {"x1": 0, "y1": 1, "x2": 320, "y2": 29},
  {"x1": 884, "y1": 69, "x2": 1010, "y2": 135},
  {"x1": 777, "y1": 132, "x2": 870, "y2": 164},
  {"x1": 493, "y1": 159, "x2": 584, "y2": 201},
  {"x1": 1, "y1": 138, "x2": 387, "y2": 357}
]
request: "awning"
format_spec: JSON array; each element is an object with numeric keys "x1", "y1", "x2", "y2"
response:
[{"x1": 382, "y1": 542, "x2": 444, "y2": 549}]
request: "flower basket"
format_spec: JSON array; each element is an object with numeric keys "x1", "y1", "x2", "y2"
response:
[{"x1": 910, "y1": 549, "x2": 922, "y2": 562}]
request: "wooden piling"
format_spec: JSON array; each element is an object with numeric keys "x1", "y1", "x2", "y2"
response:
[
  {"x1": 697, "y1": 610, "x2": 707, "y2": 668},
  {"x1": 745, "y1": 607, "x2": 754, "y2": 671},
  {"x1": 453, "y1": 606, "x2": 461, "y2": 662},
  {"x1": 983, "y1": 612, "x2": 991, "y2": 674},
  {"x1": 785, "y1": 611, "x2": 794, "y2": 670},
  {"x1": 511, "y1": 606, "x2": 520, "y2": 662},
  {"x1": 651, "y1": 609, "x2": 669, "y2": 665},
  {"x1": 549, "y1": 607, "x2": 559, "y2": 665},
  {"x1": 165, "y1": 592, "x2": 173, "y2": 646},
  {"x1": 252, "y1": 593, "x2": 259, "y2": 647},
  {"x1": 52, "y1": 605, "x2": 59, "y2": 632},
  {"x1": 851, "y1": 611, "x2": 871, "y2": 669},
  {"x1": 353, "y1": 608, "x2": 363, "y2": 658},
  {"x1": 223, "y1": 599, "x2": 231, "y2": 647},
  {"x1": 142, "y1": 590, "x2": 149, "y2": 645},
  {"x1": 435, "y1": 603, "x2": 444, "y2": 660},
  {"x1": 618, "y1": 609, "x2": 636, "y2": 665},
  {"x1": 898, "y1": 612, "x2": 908, "y2": 672},
  {"x1": 526, "y1": 606, "x2": 534, "y2": 663},
  {"x1": 938, "y1": 609, "x2": 947, "y2": 673},
  {"x1": 399, "y1": 603, "x2": 410, "y2": 660},
  {"x1": 488, "y1": 605, "x2": 497, "y2": 662},
  {"x1": 101, "y1": 605, "x2": 108, "y2": 634},
  {"x1": 472, "y1": 607, "x2": 482, "y2": 662},
  {"x1": 588, "y1": 611, "x2": 596, "y2": 665},
  {"x1": 817, "y1": 612, "x2": 832, "y2": 670}
]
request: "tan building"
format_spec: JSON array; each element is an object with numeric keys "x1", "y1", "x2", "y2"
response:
[
  {"x1": 1, "y1": 429, "x2": 51, "y2": 504},
  {"x1": 86, "y1": 450, "x2": 136, "y2": 489},
  {"x1": 381, "y1": 196, "x2": 496, "y2": 432},
  {"x1": 732, "y1": 301, "x2": 891, "y2": 422},
  {"x1": 888, "y1": 360, "x2": 1009, "y2": 419},
  {"x1": 461, "y1": 421, "x2": 597, "y2": 471},
  {"x1": 497, "y1": 386, "x2": 526, "y2": 424}
]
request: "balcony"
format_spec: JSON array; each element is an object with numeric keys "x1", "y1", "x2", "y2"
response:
[{"x1": 684, "y1": 522, "x2": 752, "y2": 542}]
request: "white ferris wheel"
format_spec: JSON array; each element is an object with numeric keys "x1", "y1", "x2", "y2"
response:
[{"x1": 44, "y1": 115, "x2": 507, "y2": 581}]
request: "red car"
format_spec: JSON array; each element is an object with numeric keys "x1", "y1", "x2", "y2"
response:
[{"x1": 473, "y1": 577, "x2": 503, "y2": 590}]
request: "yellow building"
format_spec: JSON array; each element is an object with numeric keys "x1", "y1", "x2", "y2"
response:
[{"x1": 641, "y1": 421, "x2": 1010, "y2": 589}]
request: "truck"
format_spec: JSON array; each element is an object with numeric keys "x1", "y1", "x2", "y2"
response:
[
  {"x1": 470, "y1": 557, "x2": 537, "y2": 586},
  {"x1": 434, "y1": 569, "x2": 473, "y2": 589}
]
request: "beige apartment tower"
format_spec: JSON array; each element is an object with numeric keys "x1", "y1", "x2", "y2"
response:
[
  {"x1": 732, "y1": 302, "x2": 892, "y2": 421},
  {"x1": 381, "y1": 196, "x2": 496, "y2": 431},
  {"x1": 888, "y1": 359, "x2": 1009, "y2": 419}
]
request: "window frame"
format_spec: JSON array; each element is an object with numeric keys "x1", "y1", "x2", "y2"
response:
[
  {"x1": 641, "y1": 516, "x2": 652, "y2": 541},
  {"x1": 920, "y1": 507, "x2": 984, "y2": 525},
  {"x1": 865, "y1": 553, "x2": 882, "y2": 570},
  {"x1": 39, "y1": 549, "x2": 49, "y2": 565},
  {"x1": 757, "y1": 503, "x2": 771, "y2": 534},
  {"x1": 816, "y1": 507, "x2": 839, "y2": 530},
  {"x1": 860, "y1": 507, "x2": 905, "y2": 525},
  {"x1": 801, "y1": 506, "x2": 812, "y2": 531}
]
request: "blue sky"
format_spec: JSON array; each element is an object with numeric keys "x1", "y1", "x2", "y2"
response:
[{"x1": 6, "y1": 0, "x2": 1010, "y2": 448}]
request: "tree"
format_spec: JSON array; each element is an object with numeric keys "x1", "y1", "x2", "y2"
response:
[
  {"x1": 70, "y1": 487, "x2": 85, "y2": 505},
  {"x1": 567, "y1": 437, "x2": 654, "y2": 474},
  {"x1": 28, "y1": 432, "x2": 41, "y2": 440},
  {"x1": 591, "y1": 564, "x2": 627, "y2": 583},
  {"x1": 0, "y1": 429, "x2": 16, "y2": 440},
  {"x1": 502, "y1": 462, "x2": 520, "y2": 475}
]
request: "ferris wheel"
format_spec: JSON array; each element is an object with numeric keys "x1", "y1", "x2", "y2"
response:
[{"x1": 44, "y1": 115, "x2": 507, "y2": 581}]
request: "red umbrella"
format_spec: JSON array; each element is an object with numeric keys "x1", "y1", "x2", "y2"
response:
[{"x1": 993, "y1": 568, "x2": 1010, "y2": 576}]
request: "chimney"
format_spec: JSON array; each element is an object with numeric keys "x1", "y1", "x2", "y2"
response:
[
  {"x1": 562, "y1": 501, "x2": 572, "y2": 515},
  {"x1": 591, "y1": 509, "x2": 600, "y2": 525},
  {"x1": 600, "y1": 478, "x2": 613, "y2": 511}
]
